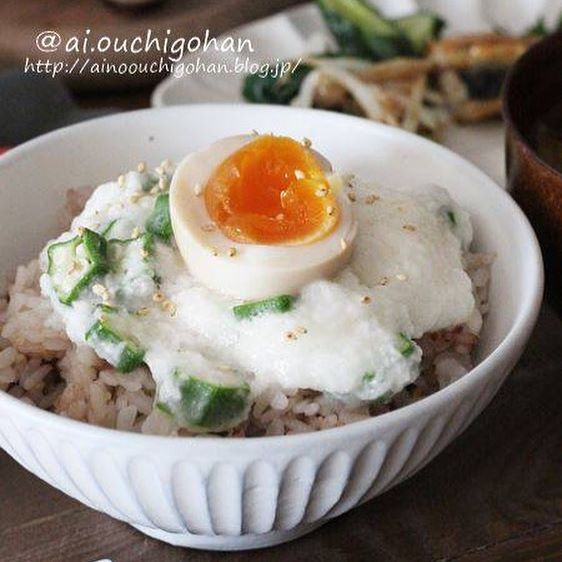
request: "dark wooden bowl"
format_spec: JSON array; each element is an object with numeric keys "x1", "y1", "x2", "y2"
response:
[{"x1": 503, "y1": 33, "x2": 562, "y2": 293}]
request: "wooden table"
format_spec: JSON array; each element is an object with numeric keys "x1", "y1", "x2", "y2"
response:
[{"x1": 1, "y1": 1, "x2": 562, "y2": 561}]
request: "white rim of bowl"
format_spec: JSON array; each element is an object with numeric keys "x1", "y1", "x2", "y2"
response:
[{"x1": 0, "y1": 104, "x2": 544, "y2": 448}]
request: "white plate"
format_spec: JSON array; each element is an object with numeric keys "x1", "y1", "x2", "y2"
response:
[{"x1": 151, "y1": 1, "x2": 559, "y2": 187}]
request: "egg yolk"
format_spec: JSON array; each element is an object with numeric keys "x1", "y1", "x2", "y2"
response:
[{"x1": 204, "y1": 135, "x2": 339, "y2": 245}]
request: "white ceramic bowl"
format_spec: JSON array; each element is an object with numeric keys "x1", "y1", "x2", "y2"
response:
[{"x1": 0, "y1": 105, "x2": 543, "y2": 550}]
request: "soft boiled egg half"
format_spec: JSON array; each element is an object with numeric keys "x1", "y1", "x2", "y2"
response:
[{"x1": 170, "y1": 134, "x2": 358, "y2": 299}]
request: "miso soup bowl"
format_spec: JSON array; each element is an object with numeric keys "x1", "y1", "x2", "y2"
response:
[
  {"x1": 0, "y1": 105, "x2": 543, "y2": 550},
  {"x1": 504, "y1": 32, "x2": 562, "y2": 290}
]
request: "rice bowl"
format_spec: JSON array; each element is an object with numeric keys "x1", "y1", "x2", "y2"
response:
[{"x1": 0, "y1": 105, "x2": 542, "y2": 549}]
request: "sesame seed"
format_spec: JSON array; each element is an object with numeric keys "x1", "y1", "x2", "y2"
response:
[
  {"x1": 158, "y1": 177, "x2": 167, "y2": 190},
  {"x1": 315, "y1": 186, "x2": 329, "y2": 197},
  {"x1": 303, "y1": 137, "x2": 312, "y2": 148},
  {"x1": 361, "y1": 295, "x2": 371, "y2": 304},
  {"x1": 92, "y1": 284, "x2": 108, "y2": 298},
  {"x1": 128, "y1": 192, "x2": 142, "y2": 204},
  {"x1": 396, "y1": 273, "x2": 408, "y2": 281},
  {"x1": 340, "y1": 238, "x2": 348, "y2": 251},
  {"x1": 135, "y1": 307, "x2": 150, "y2": 316},
  {"x1": 77, "y1": 227, "x2": 85, "y2": 236},
  {"x1": 162, "y1": 299, "x2": 177, "y2": 315},
  {"x1": 140, "y1": 249, "x2": 150, "y2": 258},
  {"x1": 194, "y1": 183, "x2": 203, "y2": 196},
  {"x1": 228, "y1": 247, "x2": 237, "y2": 257},
  {"x1": 347, "y1": 192, "x2": 357, "y2": 202},
  {"x1": 402, "y1": 224, "x2": 416, "y2": 232},
  {"x1": 295, "y1": 326, "x2": 308, "y2": 334},
  {"x1": 201, "y1": 223, "x2": 216, "y2": 233},
  {"x1": 327, "y1": 206, "x2": 336, "y2": 216},
  {"x1": 364, "y1": 195, "x2": 380, "y2": 205},
  {"x1": 379, "y1": 276, "x2": 389, "y2": 286},
  {"x1": 211, "y1": 247, "x2": 219, "y2": 256},
  {"x1": 117, "y1": 174, "x2": 126, "y2": 187},
  {"x1": 294, "y1": 169, "x2": 305, "y2": 180},
  {"x1": 131, "y1": 227, "x2": 141, "y2": 239},
  {"x1": 285, "y1": 331, "x2": 297, "y2": 341},
  {"x1": 149, "y1": 186, "x2": 159, "y2": 195},
  {"x1": 275, "y1": 213, "x2": 285, "y2": 221},
  {"x1": 137, "y1": 161, "x2": 146, "y2": 173},
  {"x1": 152, "y1": 291, "x2": 165, "y2": 303}
]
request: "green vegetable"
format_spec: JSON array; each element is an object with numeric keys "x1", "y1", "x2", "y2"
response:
[
  {"x1": 177, "y1": 372, "x2": 250, "y2": 430},
  {"x1": 394, "y1": 12, "x2": 445, "y2": 55},
  {"x1": 107, "y1": 233, "x2": 157, "y2": 310},
  {"x1": 233, "y1": 294, "x2": 296, "y2": 319},
  {"x1": 108, "y1": 233, "x2": 154, "y2": 271},
  {"x1": 397, "y1": 332, "x2": 415, "y2": 358},
  {"x1": 446, "y1": 209, "x2": 457, "y2": 226},
  {"x1": 141, "y1": 171, "x2": 159, "y2": 192},
  {"x1": 317, "y1": 0, "x2": 411, "y2": 59},
  {"x1": 525, "y1": 15, "x2": 562, "y2": 37},
  {"x1": 85, "y1": 315, "x2": 145, "y2": 373},
  {"x1": 47, "y1": 228, "x2": 109, "y2": 305},
  {"x1": 242, "y1": 64, "x2": 312, "y2": 104},
  {"x1": 155, "y1": 402, "x2": 174, "y2": 418},
  {"x1": 146, "y1": 193, "x2": 172, "y2": 242},
  {"x1": 101, "y1": 219, "x2": 118, "y2": 237},
  {"x1": 362, "y1": 371, "x2": 376, "y2": 383}
]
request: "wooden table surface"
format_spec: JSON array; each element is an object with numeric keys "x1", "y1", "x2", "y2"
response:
[{"x1": 1, "y1": 1, "x2": 561, "y2": 561}]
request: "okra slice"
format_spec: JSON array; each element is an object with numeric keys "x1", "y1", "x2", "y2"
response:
[
  {"x1": 233, "y1": 294, "x2": 296, "y2": 319},
  {"x1": 47, "y1": 228, "x2": 109, "y2": 305},
  {"x1": 397, "y1": 332, "x2": 415, "y2": 358},
  {"x1": 146, "y1": 193, "x2": 172, "y2": 242},
  {"x1": 85, "y1": 314, "x2": 145, "y2": 373},
  {"x1": 107, "y1": 233, "x2": 157, "y2": 309},
  {"x1": 175, "y1": 369, "x2": 250, "y2": 431}
]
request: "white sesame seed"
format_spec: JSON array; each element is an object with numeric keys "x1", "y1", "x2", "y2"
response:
[
  {"x1": 158, "y1": 177, "x2": 167, "y2": 190},
  {"x1": 340, "y1": 238, "x2": 348, "y2": 251},
  {"x1": 201, "y1": 223, "x2": 216, "y2": 233},
  {"x1": 129, "y1": 192, "x2": 142, "y2": 204},
  {"x1": 135, "y1": 307, "x2": 150, "y2": 317},
  {"x1": 194, "y1": 183, "x2": 203, "y2": 196},
  {"x1": 285, "y1": 331, "x2": 297, "y2": 341},
  {"x1": 364, "y1": 194, "x2": 380, "y2": 205},
  {"x1": 315, "y1": 187, "x2": 329, "y2": 197},
  {"x1": 211, "y1": 247, "x2": 219, "y2": 256},
  {"x1": 347, "y1": 192, "x2": 357, "y2": 202},
  {"x1": 162, "y1": 299, "x2": 177, "y2": 315},
  {"x1": 361, "y1": 295, "x2": 371, "y2": 304},
  {"x1": 137, "y1": 161, "x2": 146, "y2": 173},
  {"x1": 396, "y1": 273, "x2": 408, "y2": 281},
  {"x1": 294, "y1": 169, "x2": 305, "y2": 180},
  {"x1": 117, "y1": 174, "x2": 126, "y2": 187},
  {"x1": 379, "y1": 276, "x2": 389, "y2": 286},
  {"x1": 152, "y1": 291, "x2": 165, "y2": 303},
  {"x1": 131, "y1": 227, "x2": 141, "y2": 239},
  {"x1": 327, "y1": 206, "x2": 336, "y2": 216},
  {"x1": 228, "y1": 247, "x2": 237, "y2": 257},
  {"x1": 303, "y1": 137, "x2": 312, "y2": 148}
]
